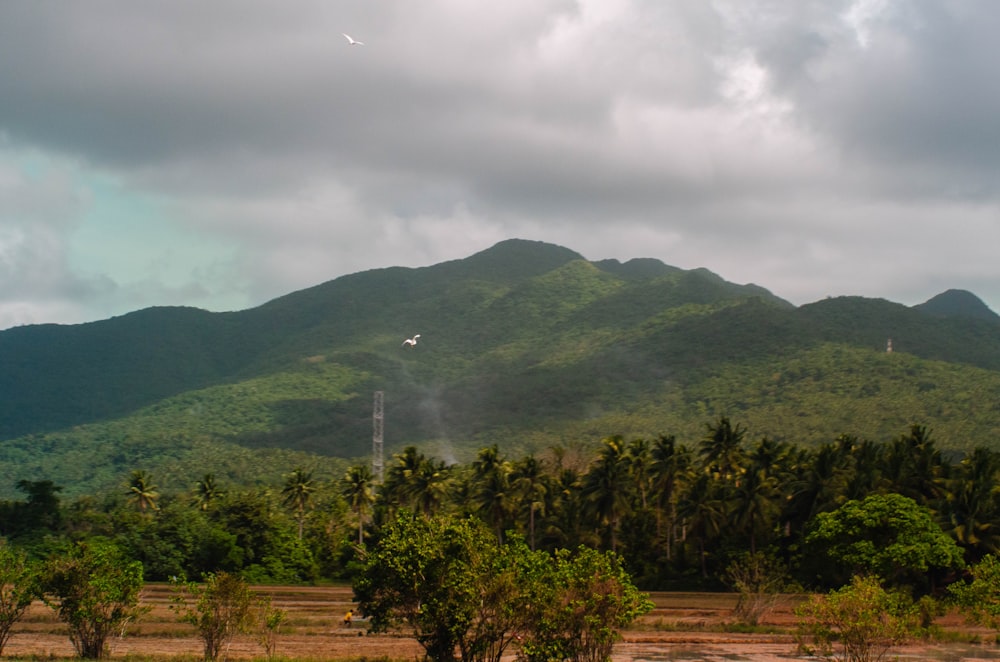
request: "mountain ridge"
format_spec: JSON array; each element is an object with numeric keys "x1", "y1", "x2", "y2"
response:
[{"x1": 1, "y1": 239, "x2": 999, "y2": 498}]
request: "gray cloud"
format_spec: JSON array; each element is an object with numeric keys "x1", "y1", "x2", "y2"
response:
[{"x1": 1, "y1": 0, "x2": 999, "y2": 328}]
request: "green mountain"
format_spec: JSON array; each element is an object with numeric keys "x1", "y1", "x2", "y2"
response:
[{"x1": 2, "y1": 238, "x2": 1000, "y2": 499}]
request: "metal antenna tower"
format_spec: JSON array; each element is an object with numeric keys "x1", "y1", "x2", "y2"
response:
[{"x1": 372, "y1": 391, "x2": 384, "y2": 483}]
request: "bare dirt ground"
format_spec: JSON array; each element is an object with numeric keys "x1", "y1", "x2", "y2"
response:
[{"x1": 6, "y1": 585, "x2": 1000, "y2": 661}]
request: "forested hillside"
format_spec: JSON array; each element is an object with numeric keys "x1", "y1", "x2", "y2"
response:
[{"x1": 1, "y1": 238, "x2": 999, "y2": 499}]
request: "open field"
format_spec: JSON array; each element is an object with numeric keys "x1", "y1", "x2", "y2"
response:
[{"x1": 6, "y1": 584, "x2": 1000, "y2": 662}]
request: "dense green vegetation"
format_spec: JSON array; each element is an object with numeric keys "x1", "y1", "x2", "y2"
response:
[
  {"x1": 3, "y1": 419, "x2": 1000, "y2": 592},
  {"x1": 2, "y1": 239, "x2": 999, "y2": 501},
  {"x1": 7, "y1": 418, "x2": 1000, "y2": 660},
  {"x1": 353, "y1": 513, "x2": 652, "y2": 662}
]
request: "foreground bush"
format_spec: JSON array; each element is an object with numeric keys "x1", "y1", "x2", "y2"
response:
[
  {"x1": 43, "y1": 540, "x2": 146, "y2": 659},
  {"x1": 797, "y1": 574, "x2": 918, "y2": 662},
  {"x1": 353, "y1": 512, "x2": 652, "y2": 662}
]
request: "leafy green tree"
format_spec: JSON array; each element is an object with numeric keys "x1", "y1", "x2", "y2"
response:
[
  {"x1": 519, "y1": 545, "x2": 653, "y2": 662},
  {"x1": 254, "y1": 593, "x2": 286, "y2": 660},
  {"x1": 797, "y1": 574, "x2": 918, "y2": 662},
  {"x1": 209, "y1": 490, "x2": 277, "y2": 570},
  {"x1": 354, "y1": 513, "x2": 524, "y2": 662},
  {"x1": 14, "y1": 479, "x2": 63, "y2": 533},
  {"x1": 948, "y1": 553, "x2": 1000, "y2": 632},
  {"x1": 42, "y1": 540, "x2": 146, "y2": 659},
  {"x1": 171, "y1": 572, "x2": 257, "y2": 662},
  {"x1": 0, "y1": 545, "x2": 40, "y2": 656},
  {"x1": 243, "y1": 526, "x2": 317, "y2": 584},
  {"x1": 805, "y1": 493, "x2": 964, "y2": 592}
]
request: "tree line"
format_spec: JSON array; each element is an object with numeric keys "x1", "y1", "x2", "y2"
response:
[{"x1": 3, "y1": 418, "x2": 1000, "y2": 588}]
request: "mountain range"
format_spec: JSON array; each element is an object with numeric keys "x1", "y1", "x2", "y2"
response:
[{"x1": 2, "y1": 238, "x2": 999, "y2": 498}]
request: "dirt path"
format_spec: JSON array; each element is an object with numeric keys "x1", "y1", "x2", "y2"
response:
[{"x1": 6, "y1": 585, "x2": 999, "y2": 661}]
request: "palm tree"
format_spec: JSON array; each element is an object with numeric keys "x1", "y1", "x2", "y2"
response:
[
  {"x1": 127, "y1": 470, "x2": 160, "y2": 514},
  {"x1": 650, "y1": 434, "x2": 691, "y2": 560},
  {"x1": 282, "y1": 468, "x2": 316, "y2": 539},
  {"x1": 409, "y1": 458, "x2": 452, "y2": 518},
  {"x1": 785, "y1": 442, "x2": 851, "y2": 533},
  {"x1": 730, "y1": 465, "x2": 777, "y2": 555},
  {"x1": 943, "y1": 447, "x2": 1000, "y2": 561},
  {"x1": 678, "y1": 473, "x2": 727, "y2": 578},
  {"x1": 843, "y1": 437, "x2": 881, "y2": 500},
  {"x1": 511, "y1": 454, "x2": 548, "y2": 550},
  {"x1": 381, "y1": 446, "x2": 425, "y2": 513},
  {"x1": 626, "y1": 438, "x2": 652, "y2": 510},
  {"x1": 882, "y1": 424, "x2": 946, "y2": 506},
  {"x1": 541, "y1": 467, "x2": 588, "y2": 550},
  {"x1": 581, "y1": 436, "x2": 632, "y2": 552},
  {"x1": 341, "y1": 464, "x2": 376, "y2": 545},
  {"x1": 194, "y1": 473, "x2": 224, "y2": 511},
  {"x1": 699, "y1": 417, "x2": 747, "y2": 481},
  {"x1": 470, "y1": 445, "x2": 512, "y2": 542}
]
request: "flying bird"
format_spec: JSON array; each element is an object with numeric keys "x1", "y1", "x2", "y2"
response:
[
  {"x1": 342, "y1": 33, "x2": 365, "y2": 46},
  {"x1": 402, "y1": 334, "x2": 421, "y2": 347}
]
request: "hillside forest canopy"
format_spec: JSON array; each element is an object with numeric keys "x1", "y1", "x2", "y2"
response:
[
  {"x1": 3, "y1": 240, "x2": 1000, "y2": 504},
  {"x1": 1, "y1": 418, "x2": 998, "y2": 595}
]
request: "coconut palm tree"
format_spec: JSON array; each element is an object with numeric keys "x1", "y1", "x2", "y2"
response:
[
  {"x1": 581, "y1": 436, "x2": 633, "y2": 552},
  {"x1": 649, "y1": 434, "x2": 691, "y2": 560},
  {"x1": 282, "y1": 468, "x2": 316, "y2": 539},
  {"x1": 943, "y1": 447, "x2": 1000, "y2": 561},
  {"x1": 785, "y1": 442, "x2": 850, "y2": 534},
  {"x1": 699, "y1": 417, "x2": 747, "y2": 481},
  {"x1": 470, "y1": 445, "x2": 512, "y2": 542},
  {"x1": 409, "y1": 458, "x2": 452, "y2": 518},
  {"x1": 511, "y1": 454, "x2": 548, "y2": 550},
  {"x1": 194, "y1": 473, "x2": 224, "y2": 512},
  {"x1": 342, "y1": 464, "x2": 376, "y2": 545},
  {"x1": 730, "y1": 464, "x2": 777, "y2": 555},
  {"x1": 127, "y1": 470, "x2": 160, "y2": 514},
  {"x1": 626, "y1": 437, "x2": 652, "y2": 510},
  {"x1": 381, "y1": 446, "x2": 425, "y2": 513},
  {"x1": 678, "y1": 473, "x2": 727, "y2": 578}
]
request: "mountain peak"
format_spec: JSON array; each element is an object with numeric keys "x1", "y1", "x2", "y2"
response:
[
  {"x1": 914, "y1": 289, "x2": 1000, "y2": 322},
  {"x1": 432, "y1": 239, "x2": 585, "y2": 283},
  {"x1": 467, "y1": 239, "x2": 584, "y2": 266}
]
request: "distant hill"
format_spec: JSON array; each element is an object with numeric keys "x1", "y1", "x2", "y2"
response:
[
  {"x1": 2, "y1": 238, "x2": 999, "y2": 499},
  {"x1": 915, "y1": 289, "x2": 1000, "y2": 321}
]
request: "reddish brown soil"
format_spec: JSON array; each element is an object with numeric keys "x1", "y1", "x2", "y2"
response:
[{"x1": 4, "y1": 585, "x2": 997, "y2": 661}]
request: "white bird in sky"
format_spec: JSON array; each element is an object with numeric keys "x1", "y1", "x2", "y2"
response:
[
  {"x1": 402, "y1": 334, "x2": 421, "y2": 347},
  {"x1": 342, "y1": 33, "x2": 365, "y2": 46}
]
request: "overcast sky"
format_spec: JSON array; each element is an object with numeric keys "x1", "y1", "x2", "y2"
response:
[{"x1": 1, "y1": 1, "x2": 998, "y2": 330}]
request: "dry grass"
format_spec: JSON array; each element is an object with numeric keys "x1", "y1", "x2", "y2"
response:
[{"x1": 3, "y1": 585, "x2": 993, "y2": 662}]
